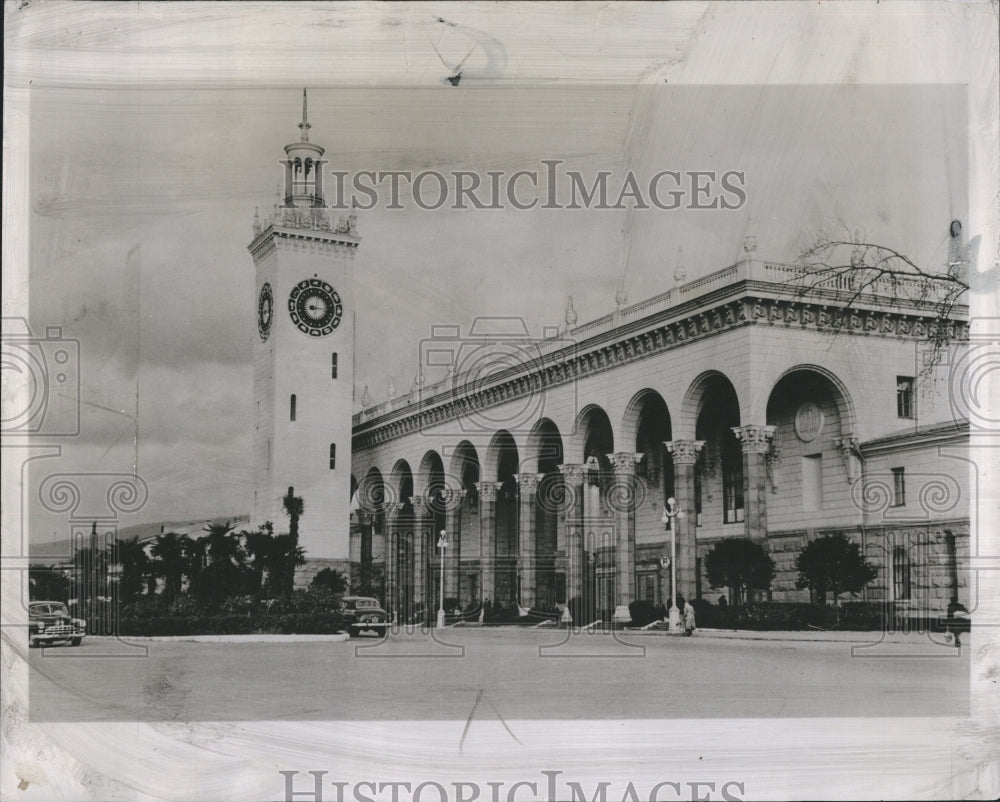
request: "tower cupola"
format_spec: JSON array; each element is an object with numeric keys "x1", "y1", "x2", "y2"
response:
[{"x1": 282, "y1": 89, "x2": 326, "y2": 207}]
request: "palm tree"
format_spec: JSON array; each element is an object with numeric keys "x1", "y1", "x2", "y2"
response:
[
  {"x1": 242, "y1": 523, "x2": 274, "y2": 596},
  {"x1": 151, "y1": 532, "x2": 185, "y2": 601},
  {"x1": 280, "y1": 489, "x2": 305, "y2": 595},
  {"x1": 114, "y1": 536, "x2": 149, "y2": 604}
]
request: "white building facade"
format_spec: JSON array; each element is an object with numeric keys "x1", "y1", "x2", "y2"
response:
[{"x1": 348, "y1": 256, "x2": 970, "y2": 621}]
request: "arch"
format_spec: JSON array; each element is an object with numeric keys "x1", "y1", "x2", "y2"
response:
[
  {"x1": 623, "y1": 389, "x2": 674, "y2": 505},
  {"x1": 766, "y1": 364, "x2": 856, "y2": 436},
  {"x1": 389, "y1": 459, "x2": 414, "y2": 510},
  {"x1": 680, "y1": 370, "x2": 742, "y2": 437},
  {"x1": 691, "y1": 373, "x2": 743, "y2": 526},
  {"x1": 416, "y1": 449, "x2": 446, "y2": 497},
  {"x1": 525, "y1": 418, "x2": 564, "y2": 473},
  {"x1": 448, "y1": 441, "x2": 481, "y2": 488},
  {"x1": 569, "y1": 404, "x2": 615, "y2": 464},
  {"x1": 484, "y1": 429, "x2": 520, "y2": 483},
  {"x1": 357, "y1": 466, "x2": 386, "y2": 512}
]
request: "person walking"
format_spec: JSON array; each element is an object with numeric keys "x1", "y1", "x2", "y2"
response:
[{"x1": 682, "y1": 597, "x2": 697, "y2": 636}]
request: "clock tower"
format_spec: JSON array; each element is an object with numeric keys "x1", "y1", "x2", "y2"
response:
[{"x1": 249, "y1": 89, "x2": 357, "y2": 571}]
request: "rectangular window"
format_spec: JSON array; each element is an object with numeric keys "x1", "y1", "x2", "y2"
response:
[
  {"x1": 331, "y1": 353, "x2": 338, "y2": 379},
  {"x1": 892, "y1": 467, "x2": 905, "y2": 506},
  {"x1": 290, "y1": 394, "x2": 296, "y2": 421},
  {"x1": 329, "y1": 443, "x2": 336, "y2": 470},
  {"x1": 896, "y1": 376, "x2": 914, "y2": 418},
  {"x1": 802, "y1": 454, "x2": 823, "y2": 511}
]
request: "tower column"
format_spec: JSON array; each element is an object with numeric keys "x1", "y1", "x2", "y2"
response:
[
  {"x1": 665, "y1": 440, "x2": 705, "y2": 603},
  {"x1": 732, "y1": 425, "x2": 775, "y2": 542},
  {"x1": 475, "y1": 482, "x2": 502, "y2": 605},
  {"x1": 609, "y1": 452, "x2": 643, "y2": 607},
  {"x1": 410, "y1": 496, "x2": 430, "y2": 616},
  {"x1": 515, "y1": 473, "x2": 543, "y2": 610},
  {"x1": 558, "y1": 464, "x2": 587, "y2": 611}
]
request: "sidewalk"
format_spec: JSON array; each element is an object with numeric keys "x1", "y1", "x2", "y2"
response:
[{"x1": 623, "y1": 626, "x2": 953, "y2": 645}]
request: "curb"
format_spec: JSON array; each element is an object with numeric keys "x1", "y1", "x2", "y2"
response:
[{"x1": 98, "y1": 633, "x2": 351, "y2": 644}]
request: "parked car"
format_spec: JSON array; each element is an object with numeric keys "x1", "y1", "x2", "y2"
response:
[
  {"x1": 29, "y1": 601, "x2": 85, "y2": 647},
  {"x1": 340, "y1": 596, "x2": 388, "y2": 638}
]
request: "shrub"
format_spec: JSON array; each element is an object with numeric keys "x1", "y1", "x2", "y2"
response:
[
  {"x1": 627, "y1": 599, "x2": 660, "y2": 627},
  {"x1": 704, "y1": 539, "x2": 776, "y2": 604},
  {"x1": 796, "y1": 534, "x2": 878, "y2": 604}
]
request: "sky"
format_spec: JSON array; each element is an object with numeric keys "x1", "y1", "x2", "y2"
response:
[{"x1": 12, "y1": 5, "x2": 978, "y2": 541}]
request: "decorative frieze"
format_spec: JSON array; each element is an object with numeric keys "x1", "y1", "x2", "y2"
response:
[{"x1": 353, "y1": 290, "x2": 967, "y2": 451}]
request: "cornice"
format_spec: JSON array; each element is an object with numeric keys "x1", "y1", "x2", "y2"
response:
[{"x1": 353, "y1": 293, "x2": 968, "y2": 452}]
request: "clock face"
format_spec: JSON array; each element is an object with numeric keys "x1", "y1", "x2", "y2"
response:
[
  {"x1": 258, "y1": 282, "x2": 273, "y2": 341},
  {"x1": 288, "y1": 278, "x2": 343, "y2": 337}
]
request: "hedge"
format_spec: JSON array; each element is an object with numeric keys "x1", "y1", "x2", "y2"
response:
[{"x1": 115, "y1": 613, "x2": 346, "y2": 637}]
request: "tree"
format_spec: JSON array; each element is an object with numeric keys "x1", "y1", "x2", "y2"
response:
[
  {"x1": 704, "y1": 538, "x2": 775, "y2": 605},
  {"x1": 796, "y1": 221, "x2": 975, "y2": 373},
  {"x1": 311, "y1": 567, "x2": 347, "y2": 595},
  {"x1": 114, "y1": 536, "x2": 149, "y2": 604},
  {"x1": 280, "y1": 489, "x2": 305, "y2": 595},
  {"x1": 29, "y1": 566, "x2": 71, "y2": 602},
  {"x1": 796, "y1": 533, "x2": 878, "y2": 606},
  {"x1": 151, "y1": 532, "x2": 185, "y2": 601},
  {"x1": 242, "y1": 522, "x2": 275, "y2": 596}
]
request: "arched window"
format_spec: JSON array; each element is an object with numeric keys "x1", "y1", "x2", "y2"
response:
[{"x1": 892, "y1": 546, "x2": 911, "y2": 601}]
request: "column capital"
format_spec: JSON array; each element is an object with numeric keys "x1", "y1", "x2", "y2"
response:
[
  {"x1": 558, "y1": 463, "x2": 587, "y2": 485},
  {"x1": 731, "y1": 424, "x2": 776, "y2": 453},
  {"x1": 514, "y1": 473, "x2": 544, "y2": 495},
  {"x1": 383, "y1": 501, "x2": 401, "y2": 519},
  {"x1": 664, "y1": 440, "x2": 705, "y2": 466},
  {"x1": 474, "y1": 481, "x2": 502, "y2": 502},
  {"x1": 357, "y1": 510, "x2": 375, "y2": 526},
  {"x1": 440, "y1": 487, "x2": 467, "y2": 511},
  {"x1": 609, "y1": 452, "x2": 644, "y2": 476},
  {"x1": 410, "y1": 495, "x2": 429, "y2": 514}
]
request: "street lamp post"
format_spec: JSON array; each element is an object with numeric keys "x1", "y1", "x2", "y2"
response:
[
  {"x1": 437, "y1": 529, "x2": 448, "y2": 628},
  {"x1": 661, "y1": 497, "x2": 684, "y2": 632}
]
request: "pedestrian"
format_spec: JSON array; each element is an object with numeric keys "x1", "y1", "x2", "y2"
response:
[
  {"x1": 682, "y1": 598, "x2": 696, "y2": 636},
  {"x1": 946, "y1": 597, "x2": 969, "y2": 648}
]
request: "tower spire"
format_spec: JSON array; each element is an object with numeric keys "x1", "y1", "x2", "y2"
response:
[{"x1": 298, "y1": 88, "x2": 311, "y2": 142}]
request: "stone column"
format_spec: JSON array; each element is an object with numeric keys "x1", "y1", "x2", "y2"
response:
[
  {"x1": 383, "y1": 502, "x2": 400, "y2": 619},
  {"x1": 475, "y1": 481, "x2": 502, "y2": 605},
  {"x1": 514, "y1": 473, "x2": 543, "y2": 610},
  {"x1": 441, "y1": 488, "x2": 467, "y2": 604},
  {"x1": 357, "y1": 509, "x2": 374, "y2": 595},
  {"x1": 558, "y1": 464, "x2": 587, "y2": 610},
  {"x1": 410, "y1": 495, "x2": 430, "y2": 611},
  {"x1": 732, "y1": 425, "x2": 775, "y2": 542},
  {"x1": 665, "y1": 440, "x2": 705, "y2": 603},
  {"x1": 609, "y1": 452, "x2": 643, "y2": 607}
]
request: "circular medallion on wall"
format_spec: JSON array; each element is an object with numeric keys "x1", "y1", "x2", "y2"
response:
[
  {"x1": 288, "y1": 278, "x2": 343, "y2": 337},
  {"x1": 794, "y1": 401, "x2": 824, "y2": 442},
  {"x1": 257, "y1": 282, "x2": 273, "y2": 341}
]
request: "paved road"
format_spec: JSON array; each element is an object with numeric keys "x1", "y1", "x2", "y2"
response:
[{"x1": 27, "y1": 627, "x2": 968, "y2": 722}]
